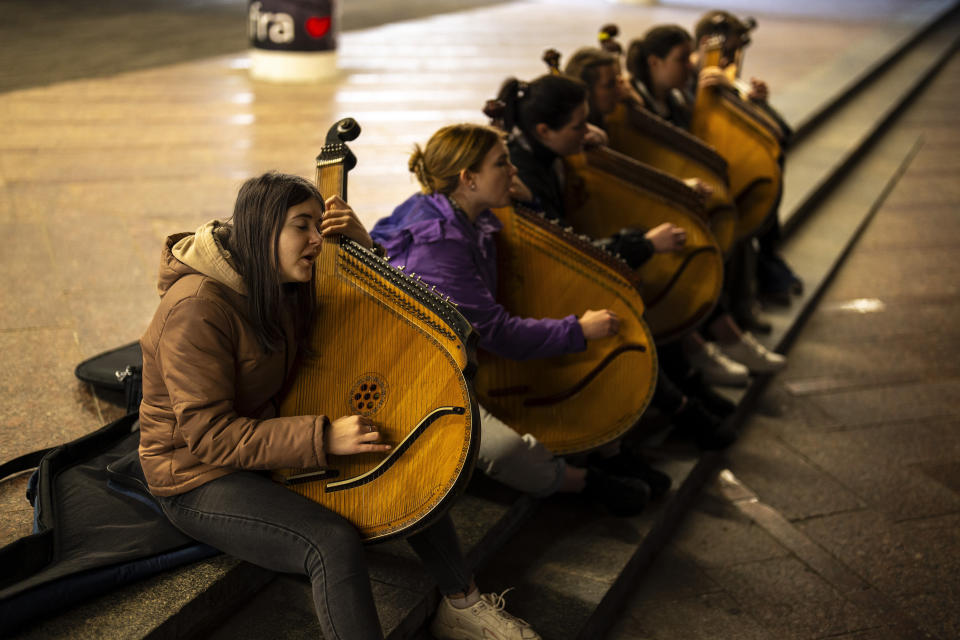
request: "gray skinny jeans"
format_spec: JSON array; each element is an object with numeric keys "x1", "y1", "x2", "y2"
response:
[{"x1": 158, "y1": 471, "x2": 471, "y2": 640}]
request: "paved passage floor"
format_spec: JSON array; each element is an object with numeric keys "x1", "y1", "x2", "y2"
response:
[
  {"x1": 608, "y1": 53, "x2": 960, "y2": 640},
  {"x1": 1, "y1": 1, "x2": 958, "y2": 638}
]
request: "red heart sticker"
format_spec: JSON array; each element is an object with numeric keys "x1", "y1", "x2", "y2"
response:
[{"x1": 305, "y1": 16, "x2": 331, "y2": 38}]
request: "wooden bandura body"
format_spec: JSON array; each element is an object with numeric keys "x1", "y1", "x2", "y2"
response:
[
  {"x1": 276, "y1": 120, "x2": 480, "y2": 543},
  {"x1": 691, "y1": 35, "x2": 783, "y2": 242},
  {"x1": 563, "y1": 147, "x2": 724, "y2": 342},
  {"x1": 604, "y1": 100, "x2": 738, "y2": 254},
  {"x1": 475, "y1": 203, "x2": 657, "y2": 455}
]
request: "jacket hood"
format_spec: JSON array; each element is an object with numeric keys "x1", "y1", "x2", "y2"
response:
[{"x1": 157, "y1": 220, "x2": 246, "y2": 297}]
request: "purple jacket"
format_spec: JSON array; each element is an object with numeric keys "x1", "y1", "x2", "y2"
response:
[{"x1": 371, "y1": 192, "x2": 585, "y2": 361}]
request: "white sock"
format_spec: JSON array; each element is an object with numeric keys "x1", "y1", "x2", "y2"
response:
[{"x1": 447, "y1": 588, "x2": 481, "y2": 609}]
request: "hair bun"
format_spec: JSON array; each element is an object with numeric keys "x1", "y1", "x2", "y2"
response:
[
  {"x1": 598, "y1": 24, "x2": 622, "y2": 53},
  {"x1": 542, "y1": 49, "x2": 561, "y2": 72},
  {"x1": 483, "y1": 99, "x2": 506, "y2": 121},
  {"x1": 408, "y1": 144, "x2": 434, "y2": 193}
]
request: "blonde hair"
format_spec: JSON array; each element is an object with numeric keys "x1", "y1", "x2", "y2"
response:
[{"x1": 409, "y1": 124, "x2": 505, "y2": 195}]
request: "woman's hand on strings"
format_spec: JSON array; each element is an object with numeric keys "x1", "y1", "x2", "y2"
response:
[
  {"x1": 645, "y1": 222, "x2": 687, "y2": 253},
  {"x1": 320, "y1": 196, "x2": 374, "y2": 249},
  {"x1": 326, "y1": 415, "x2": 391, "y2": 456},
  {"x1": 747, "y1": 77, "x2": 768, "y2": 102},
  {"x1": 698, "y1": 66, "x2": 732, "y2": 91},
  {"x1": 579, "y1": 309, "x2": 620, "y2": 340},
  {"x1": 583, "y1": 123, "x2": 609, "y2": 148},
  {"x1": 683, "y1": 177, "x2": 714, "y2": 201}
]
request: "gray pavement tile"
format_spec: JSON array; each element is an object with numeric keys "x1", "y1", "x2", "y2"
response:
[
  {"x1": 668, "y1": 493, "x2": 790, "y2": 569},
  {"x1": 780, "y1": 419, "x2": 960, "y2": 520},
  {"x1": 609, "y1": 591, "x2": 776, "y2": 640},
  {"x1": 0, "y1": 329, "x2": 102, "y2": 461},
  {"x1": 821, "y1": 246, "x2": 960, "y2": 302},
  {"x1": 703, "y1": 556, "x2": 878, "y2": 640},
  {"x1": 749, "y1": 384, "x2": 844, "y2": 432},
  {"x1": 858, "y1": 203, "x2": 960, "y2": 249},
  {"x1": 0, "y1": 222, "x2": 70, "y2": 331},
  {"x1": 630, "y1": 545, "x2": 723, "y2": 604},
  {"x1": 816, "y1": 627, "x2": 915, "y2": 640},
  {"x1": 726, "y1": 427, "x2": 865, "y2": 521},
  {"x1": 66, "y1": 283, "x2": 156, "y2": 359},
  {"x1": 895, "y1": 590, "x2": 960, "y2": 640},
  {"x1": 804, "y1": 380, "x2": 960, "y2": 428},
  {"x1": 797, "y1": 511, "x2": 960, "y2": 600},
  {"x1": 799, "y1": 297, "x2": 960, "y2": 342},
  {"x1": 0, "y1": 506, "x2": 33, "y2": 549},
  {"x1": 915, "y1": 459, "x2": 960, "y2": 494},
  {"x1": 207, "y1": 575, "x2": 320, "y2": 640},
  {"x1": 882, "y1": 177, "x2": 960, "y2": 208},
  {"x1": 777, "y1": 338, "x2": 960, "y2": 391}
]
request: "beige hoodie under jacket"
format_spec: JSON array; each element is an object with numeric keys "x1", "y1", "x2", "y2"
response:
[{"x1": 138, "y1": 221, "x2": 328, "y2": 497}]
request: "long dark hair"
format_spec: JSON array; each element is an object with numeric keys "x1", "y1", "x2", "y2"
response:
[
  {"x1": 229, "y1": 172, "x2": 320, "y2": 352},
  {"x1": 495, "y1": 73, "x2": 588, "y2": 138},
  {"x1": 626, "y1": 25, "x2": 692, "y2": 90},
  {"x1": 564, "y1": 47, "x2": 618, "y2": 93}
]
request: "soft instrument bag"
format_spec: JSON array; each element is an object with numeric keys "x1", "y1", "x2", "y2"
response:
[
  {"x1": 563, "y1": 146, "x2": 724, "y2": 343},
  {"x1": 275, "y1": 119, "x2": 481, "y2": 542},
  {"x1": 474, "y1": 203, "x2": 657, "y2": 455}
]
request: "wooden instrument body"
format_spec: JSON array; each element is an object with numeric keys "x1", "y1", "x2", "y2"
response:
[
  {"x1": 605, "y1": 101, "x2": 738, "y2": 254},
  {"x1": 475, "y1": 204, "x2": 657, "y2": 455},
  {"x1": 691, "y1": 38, "x2": 783, "y2": 241},
  {"x1": 563, "y1": 147, "x2": 724, "y2": 343},
  {"x1": 275, "y1": 128, "x2": 480, "y2": 543}
]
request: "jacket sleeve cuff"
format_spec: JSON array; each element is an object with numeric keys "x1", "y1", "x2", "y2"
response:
[
  {"x1": 312, "y1": 415, "x2": 330, "y2": 468},
  {"x1": 565, "y1": 314, "x2": 587, "y2": 352}
]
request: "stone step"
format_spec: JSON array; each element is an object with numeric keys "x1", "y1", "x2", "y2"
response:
[{"x1": 780, "y1": 4, "x2": 960, "y2": 233}]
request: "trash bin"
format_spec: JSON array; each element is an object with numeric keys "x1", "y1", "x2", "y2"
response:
[{"x1": 248, "y1": 0, "x2": 339, "y2": 82}]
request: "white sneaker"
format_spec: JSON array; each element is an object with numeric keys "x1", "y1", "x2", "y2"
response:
[
  {"x1": 719, "y1": 332, "x2": 787, "y2": 374},
  {"x1": 431, "y1": 589, "x2": 541, "y2": 640},
  {"x1": 688, "y1": 342, "x2": 750, "y2": 387}
]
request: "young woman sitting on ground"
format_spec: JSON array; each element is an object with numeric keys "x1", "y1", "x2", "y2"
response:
[
  {"x1": 138, "y1": 172, "x2": 539, "y2": 640},
  {"x1": 370, "y1": 123, "x2": 666, "y2": 514}
]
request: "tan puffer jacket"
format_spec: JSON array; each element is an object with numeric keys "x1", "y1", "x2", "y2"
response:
[{"x1": 139, "y1": 220, "x2": 328, "y2": 497}]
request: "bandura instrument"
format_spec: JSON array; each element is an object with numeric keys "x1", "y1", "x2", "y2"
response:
[
  {"x1": 588, "y1": 29, "x2": 738, "y2": 254},
  {"x1": 691, "y1": 34, "x2": 782, "y2": 242},
  {"x1": 475, "y1": 202, "x2": 657, "y2": 455},
  {"x1": 727, "y1": 17, "x2": 793, "y2": 146},
  {"x1": 604, "y1": 101, "x2": 738, "y2": 254},
  {"x1": 276, "y1": 119, "x2": 480, "y2": 542},
  {"x1": 563, "y1": 146, "x2": 724, "y2": 342}
]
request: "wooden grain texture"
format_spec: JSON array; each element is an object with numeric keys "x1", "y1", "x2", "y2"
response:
[
  {"x1": 563, "y1": 148, "x2": 724, "y2": 343},
  {"x1": 475, "y1": 205, "x2": 657, "y2": 456},
  {"x1": 275, "y1": 143, "x2": 479, "y2": 542},
  {"x1": 605, "y1": 101, "x2": 739, "y2": 254},
  {"x1": 691, "y1": 38, "x2": 783, "y2": 242}
]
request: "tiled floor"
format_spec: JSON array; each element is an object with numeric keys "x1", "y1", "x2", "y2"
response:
[{"x1": 610, "y1": 52, "x2": 960, "y2": 640}]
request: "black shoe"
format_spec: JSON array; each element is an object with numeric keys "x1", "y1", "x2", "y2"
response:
[
  {"x1": 589, "y1": 452, "x2": 672, "y2": 499},
  {"x1": 679, "y1": 371, "x2": 737, "y2": 418},
  {"x1": 584, "y1": 467, "x2": 651, "y2": 517},
  {"x1": 758, "y1": 252, "x2": 803, "y2": 300},
  {"x1": 672, "y1": 398, "x2": 738, "y2": 450},
  {"x1": 735, "y1": 307, "x2": 774, "y2": 333}
]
